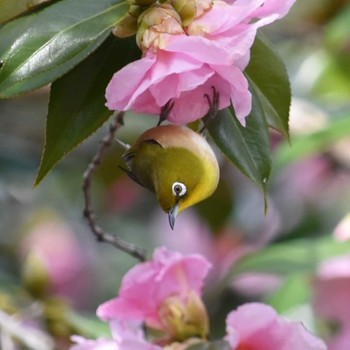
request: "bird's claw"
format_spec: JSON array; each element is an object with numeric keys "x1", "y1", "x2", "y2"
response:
[
  {"x1": 157, "y1": 99, "x2": 175, "y2": 126},
  {"x1": 200, "y1": 87, "x2": 220, "y2": 134}
]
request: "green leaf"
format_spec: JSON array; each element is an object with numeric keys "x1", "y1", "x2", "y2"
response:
[
  {"x1": 207, "y1": 85, "x2": 271, "y2": 194},
  {"x1": 0, "y1": 0, "x2": 52, "y2": 24},
  {"x1": 0, "y1": 0, "x2": 129, "y2": 98},
  {"x1": 68, "y1": 312, "x2": 110, "y2": 338},
  {"x1": 267, "y1": 273, "x2": 311, "y2": 314},
  {"x1": 35, "y1": 35, "x2": 140, "y2": 185},
  {"x1": 187, "y1": 340, "x2": 231, "y2": 350},
  {"x1": 229, "y1": 236, "x2": 350, "y2": 279},
  {"x1": 275, "y1": 115, "x2": 350, "y2": 169},
  {"x1": 245, "y1": 34, "x2": 291, "y2": 139}
]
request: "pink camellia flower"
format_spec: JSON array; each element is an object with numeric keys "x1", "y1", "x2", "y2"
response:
[
  {"x1": 312, "y1": 254, "x2": 350, "y2": 349},
  {"x1": 313, "y1": 255, "x2": 350, "y2": 325},
  {"x1": 225, "y1": 303, "x2": 327, "y2": 350},
  {"x1": 106, "y1": 0, "x2": 296, "y2": 125},
  {"x1": 97, "y1": 247, "x2": 211, "y2": 341},
  {"x1": 71, "y1": 320, "x2": 161, "y2": 350},
  {"x1": 20, "y1": 217, "x2": 89, "y2": 307}
]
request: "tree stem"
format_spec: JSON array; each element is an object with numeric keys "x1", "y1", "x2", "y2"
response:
[{"x1": 82, "y1": 111, "x2": 147, "y2": 262}]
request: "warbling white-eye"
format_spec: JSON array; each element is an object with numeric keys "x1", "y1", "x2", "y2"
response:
[
  {"x1": 119, "y1": 88, "x2": 220, "y2": 229},
  {"x1": 121, "y1": 124, "x2": 219, "y2": 229}
]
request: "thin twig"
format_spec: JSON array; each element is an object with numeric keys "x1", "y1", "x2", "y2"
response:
[{"x1": 82, "y1": 111, "x2": 147, "y2": 262}]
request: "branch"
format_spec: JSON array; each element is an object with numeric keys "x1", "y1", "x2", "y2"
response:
[{"x1": 82, "y1": 111, "x2": 147, "y2": 262}]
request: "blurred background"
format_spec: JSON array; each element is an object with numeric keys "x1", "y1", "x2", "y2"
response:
[{"x1": 1, "y1": 1, "x2": 350, "y2": 349}]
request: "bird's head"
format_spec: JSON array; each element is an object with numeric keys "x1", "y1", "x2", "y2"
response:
[
  {"x1": 154, "y1": 147, "x2": 219, "y2": 229},
  {"x1": 124, "y1": 124, "x2": 220, "y2": 229}
]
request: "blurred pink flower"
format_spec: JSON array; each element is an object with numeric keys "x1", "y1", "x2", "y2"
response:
[
  {"x1": 97, "y1": 247, "x2": 211, "y2": 332},
  {"x1": 334, "y1": 213, "x2": 350, "y2": 242},
  {"x1": 232, "y1": 273, "x2": 282, "y2": 297},
  {"x1": 225, "y1": 303, "x2": 327, "y2": 350},
  {"x1": 313, "y1": 255, "x2": 350, "y2": 325},
  {"x1": 106, "y1": 0, "x2": 296, "y2": 125},
  {"x1": 313, "y1": 255, "x2": 350, "y2": 349},
  {"x1": 327, "y1": 326, "x2": 350, "y2": 350},
  {"x1": 20, "y1": 218, "x2": 88, "y2": 306},
  {"x1": 151, "y1": 209, "x2": 282, "y2": 298},
  {"x1": 151, "y1": 210, "x2": 250, "y2": 280},
  {"x1": 71, "y1": 336, "x2": 117, "y2": 350},
  {"x1": 107, "y1": 176, "x2": 143, "y2": 214},
  {"x1": 71, "y1": 320, "x2": 160, "y2": 350}
]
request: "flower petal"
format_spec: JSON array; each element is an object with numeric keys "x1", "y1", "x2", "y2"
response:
[
  {"x1": 214, "y1": 65, "x2": 251, "y2": 125},
  {"x1": 226, "y1": 303, "x2": 327, "y2": 350},
  {"x1": 97, "y1": 247, "x2": 211, "y2": 330},
  {"x1": 105, "y1": 55, "x2": 155, "y2": 111},
  {"x1": 252, "y1": 0, "x2": 296, "y2": 19}
]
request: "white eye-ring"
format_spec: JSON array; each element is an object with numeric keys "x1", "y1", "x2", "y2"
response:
[{"x1": 172, "y1": 182, "x2": 187, "y2": 197}]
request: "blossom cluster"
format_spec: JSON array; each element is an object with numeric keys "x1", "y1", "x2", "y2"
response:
[
  {"x1": 106, "y1": 0, "x2": 296, "y2": 125},
  {"x1": 70, "y1": 247, "x2": 326, "y2": 350}
]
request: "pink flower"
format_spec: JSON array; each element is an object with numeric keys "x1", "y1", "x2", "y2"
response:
[
  {"x1": 20, "y1": 217, "x2": 89, "y2": 306},
  {"x1": 313, "y1": 255, "x2": 350, "y2": 349},
  {"x1": 225, "y1": 303, "x2": 327, "y2": 350},
  {"x1": 97, "y1": 247, "x2": 211, "y2": 339},
  {"x1": 70, "y1": 321, "x2": 160, "y2": 350},
  {"x1": 151, "y1": 210, "x2": 251, "y2": 281},
  {"x1": 313, "y1": 255, "x2": 350, "y2": 324},
  {"x1": 70, "y1": 336, "x2": 117, "y2": 350},
  {"x1": 334, "y1": 213, "x2": 350, "y2": 242},
  {"x1": 327, "y1": 325, "x2": 350, "y2": 350},
  {"x1": 106, "y1": 0, "x2": 296, "y2": 125}
]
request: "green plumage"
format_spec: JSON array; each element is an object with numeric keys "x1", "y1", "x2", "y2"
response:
[{"x1": 122, "y1": 124, "x2": 219, "y2": 218}]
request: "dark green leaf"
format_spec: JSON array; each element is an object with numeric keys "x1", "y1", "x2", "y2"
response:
[
  {"x1": 245, "y1": 34, "x2": 291, "y2": 139},
  {"x1": 207, "y1": 85, "x2": 271, "y2": 194},
  {"x1": 0, "y1": 0, "x2": 128, "y2": 98},
  {"x1": 35, "y1": 35, "x2": 140, "y2": 184},
  {"x1": 275, "y1": 115, "x2": 350, "y2": 169},
  {"x1": 0, "y1": 0, "x2": 53, "y2": 24},
  {"x1": 187, "y1": 340, "x2": 231, "y2": 350}
]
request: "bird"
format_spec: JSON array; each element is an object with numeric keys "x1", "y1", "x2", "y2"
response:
[{"x1": 120, "y1": 124, "x2": 220, "y2": 229}]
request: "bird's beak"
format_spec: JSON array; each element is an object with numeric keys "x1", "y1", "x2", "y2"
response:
[{"x1": 168, "y1": 203, "x2": 179, "y2": 230}]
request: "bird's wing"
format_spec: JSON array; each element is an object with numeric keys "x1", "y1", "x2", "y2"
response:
[
  {"x1": 121, "y1": 139, "x2": 164, "y2": 188},
  {"x1": 123, "y1": 139, "x2": 163, "y2": 167},
  {"x1": 119, "y1": 165, "x2": 146, "y2": 187},
  {"x1": 121, "y1": 147, "x2": 145, "y2": 187}
]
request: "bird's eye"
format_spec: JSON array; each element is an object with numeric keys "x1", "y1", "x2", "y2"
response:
[{"x1": 172, "y1": 182, "x2": 187, "y2": 197}]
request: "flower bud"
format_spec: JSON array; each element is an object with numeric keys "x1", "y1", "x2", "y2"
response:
[
  {"x1": 134, "y1": 0, "x2": 157, "y2": 5},
  {"x1": 158, "y1": 291, "x2": 209, "y2": 341},
  {"x1": 185, "y1": 0, "x2": 214, "y2": 35},
  {"x1": 112, "y1": 5, "x2": 144, "y2": 38},
  {"x1": 171, "y1": 0, "x2": 196, "y2": 26},
  {"x1": 193, "y1": 0, "x2": 212, "y2": 17},
  {"x1": 164, "y1": 338, "x2": 203, "y2": 350},
  {"x1": 136, "y1": 4, "x2": 185, "y2": 53},
  {"x1": 44, "y1": 297, "x2": 74, "y2": 338},
  {"x1": 21, "y1": 252, "x2": 50, "y2": 299},
  {"x1": 113, "y1": 14, "x2": 138, "y2": 38}
]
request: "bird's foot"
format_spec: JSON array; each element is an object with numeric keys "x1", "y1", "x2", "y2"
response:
[
  {"x1": 157, "y1": 99, "x2": 175, "y2": 126},
  {"x1": 200, "y1": 86, "x2": 220, "y2": 134}
]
